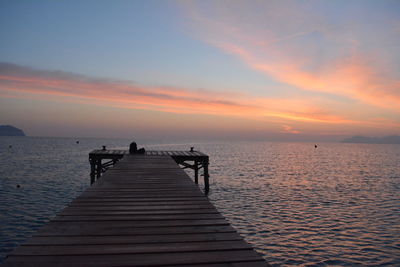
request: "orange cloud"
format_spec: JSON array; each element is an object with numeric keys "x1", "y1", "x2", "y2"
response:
[
  {"x1": 281, "y1": 125, "x2": 300, "y2": 134},
  {"x1": 215, "y1": 42, "x2": 400, "y2": 111},
  {"x1": 0, "y1": 63, "x2": 356, "y2": 127},
  {"x1": 180, "y1": 1, "x2": 400, "y2": 111}
]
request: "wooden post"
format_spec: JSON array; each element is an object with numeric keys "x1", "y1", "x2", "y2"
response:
[
  {"x1": 90, "y1": 157, "x2": 95, "y2": 185},
  {"x1": 204, "y1": 157, "x2": 209, "y2": 194},
  {"x1": 194, "y1": 161, "x2": 199, "y2": 184},
  {"x1": 96, "y1": 159, "x2": 101, "y2": 180}
]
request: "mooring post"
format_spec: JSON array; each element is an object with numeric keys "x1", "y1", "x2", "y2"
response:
[
  {"x1": 204, "y1": 157, "x2": 210, "y2": 194},
  {"x1": 194, "y1": 161, "x2": 199, "y2": 184}
]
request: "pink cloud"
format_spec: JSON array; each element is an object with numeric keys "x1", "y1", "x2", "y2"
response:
[
  {"x1": 180, "y1": 1, "x2": 400, "y2": 111},
  {"x1": 281, "y1": 125, "x2": 300, "y2": 134},
  {"x1": 0, "y1": 63, "x2": 358, "y2": 127}
]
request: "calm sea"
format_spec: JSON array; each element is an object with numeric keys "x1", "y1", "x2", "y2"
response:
[{"x1": 0, "y1": 137, "x2": 399, "y2": 266}]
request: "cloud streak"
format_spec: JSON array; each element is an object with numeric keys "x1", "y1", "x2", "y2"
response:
[
  {"x1": 180, "y1": 0, "x2": 400, "y2": 111},
  {"x1": 0, "y1": 62, "x2": 358, "y2": 129}
]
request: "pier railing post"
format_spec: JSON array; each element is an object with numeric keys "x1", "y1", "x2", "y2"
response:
[
  {"x1": 194, "y1": 161, "x2": 199, "y2": 184},
  {"x1": 89, "y1": 157, "x2": 96, "y2": 185},
  {"x1": 96, "y1": 159, "x2": 101, "y2": 180},
  {"x1": 204, "y1": 157, "x2": 209, "y2": 194}
]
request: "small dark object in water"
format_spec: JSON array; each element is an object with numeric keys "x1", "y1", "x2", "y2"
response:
[
  {"x1": 9, "y1": 145, "x2": 12, "y2": 148},
  {"x1": 16, "y1": 184, "x2": 20, "y2": 188},
  {"x1": 76, "y1": 141, "x2": 79, "y2": 144},
  {"x1": 315, "y1": 144, "x2": 318, "y2": 148},
  {"x1": 190, "y1": 147, "x2": 194, "y2": 152},
  {"x1": 102, "y1": 145, "x2": 106, "y2": 150},
  {"x1": 129, "y1": 142, "x2": 145, "y2": 154}
]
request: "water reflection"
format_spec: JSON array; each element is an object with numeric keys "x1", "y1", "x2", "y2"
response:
[
  {"x1": 1, "y1": 139, "x2": 399, "y2": 265},
  {"x1": 199, "y1": 142, "x2": 400, "y2": 266}
]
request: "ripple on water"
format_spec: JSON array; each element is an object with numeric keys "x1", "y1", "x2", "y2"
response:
[
  {"x1": 1, "y1": 139, "x2": 400, "y2": 266},
  {"x1": 206, "y1": 142, "x2": 400, "y2": 266}
]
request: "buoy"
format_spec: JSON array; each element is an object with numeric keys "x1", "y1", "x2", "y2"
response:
[
  {"x1": 76, "y1": 141, "x2": 79, "y2": 144},
  {"x1": 16, "y1": 184, "x2": 20, "y2": 188}
]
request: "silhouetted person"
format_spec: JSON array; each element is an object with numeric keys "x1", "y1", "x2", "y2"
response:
[
  {"x1": 129, "y1": 142, "x2": 137, "y2": 153},
  {"x1": 129, "y1": 142, "x2": 145, "y2": 154},
  {"x1": 315, "y1": 144, "x2": 318, "y2": 148}
]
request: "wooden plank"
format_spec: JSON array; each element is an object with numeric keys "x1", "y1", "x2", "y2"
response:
[
  {"x1": 97, "y1": 174, "x2": 191, "y2": 179},
  {"x1": 88, "y1": 185, "x2": 198, "y2": 189},
  {"x1": 87, "y1": 184, "x2": 196, "y2": 188},
  {"x1": 36, "y1": 225, "x2": 237, "y2": 236},
  {"x1": 69, "y1": 200, "x2": 212, "y2": 206},
  {"x1": 24, "y1": 232, "x2": 243, "y2": 246},
  {"x1": 60, "y1": 209, "x2": 220, "y2": 216},
  {"x1": 93, "y1": 179, "x2": 193, "y2": 183},
  {"x1": 97, "y1": 174, "x2": 191, "y2": 178},
  {"x1": 75, "y1": 194, "x2": 208, "y2": 199},
  {"x1": 37, "y1": 219, "x2": 229, "y2": 230},
  {"x1": 94, "y1": 178, "x2": 192, "y2": 182},
  {"x1": 87, "y1": 184, "x2": 198, "y2": 189},
  {"x1": 77, "y1": 191, "x2": 206, "y2": 198},
  {"x1": 85, "y1": 187, "x2": 201, "y2": 191},
  {"x1": 5, "y1": 250, "x2": 265, "y2": 266},
  {"x1": 53, "y1": 213, "x2": 225, "y2": 221},
  {"x1": 72, "y1": 197, "x2": 209, "y2": 202},
  {"x1": 11, "y1": 240, "x2": 252, "y2": 256},
  {"x1": 63, "y1": 205, "x2": 216, "y2": 212}
]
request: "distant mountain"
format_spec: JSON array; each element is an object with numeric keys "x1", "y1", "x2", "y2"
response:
[
  {"x1": 342, "y1": 135, "x2": 400, "y2": 144},
  {"x1": 0, "y1": 125, "x2": 26, "y2": 136}
]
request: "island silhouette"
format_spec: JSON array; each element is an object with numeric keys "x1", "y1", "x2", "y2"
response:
[
  {"x1": 0, "y1": 125, "x2": 26, "y2": 136},
  {"x1": 342, "y1": 135, "x2": 400, "y2": 144}
]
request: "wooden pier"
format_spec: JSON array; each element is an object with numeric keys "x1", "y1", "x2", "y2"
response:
[
  {"x1": 89, "y1": 149, "x2": 210, "y2": 193},
  {"x1": 4, "y1": 150, "x2": 269, "y2": 266}
]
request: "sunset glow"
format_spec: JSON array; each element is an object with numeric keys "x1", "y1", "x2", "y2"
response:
[{"x1": 0, "y1": 0, "x2": 399, "y2": 140}]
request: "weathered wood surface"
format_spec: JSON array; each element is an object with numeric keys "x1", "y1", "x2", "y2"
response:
[
  {"x1": 89, "y1": 149, "x2": 208, "y2": 157},
  {"x1": 89, "y1": 149, "x2": 210, "y2": 192},
  {"x1": 4, "y1": 155, "x2": 268, "y2": 266}
]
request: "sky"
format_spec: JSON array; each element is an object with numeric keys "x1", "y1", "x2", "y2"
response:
[{"x1": 0, "y1": 0, "x2": 399, "y2": 141}]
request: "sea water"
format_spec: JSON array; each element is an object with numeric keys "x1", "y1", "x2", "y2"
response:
[{"x1": 0, "y1": 137, "x2": 399, "y2": 266}]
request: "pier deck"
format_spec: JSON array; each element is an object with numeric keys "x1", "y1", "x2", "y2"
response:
[
  {"x1": 5, "y1": 153, "x2": 268, "y2": 266},
  {"x1": 89, "y1": 149, "x2": 210, "y2": 192}
]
